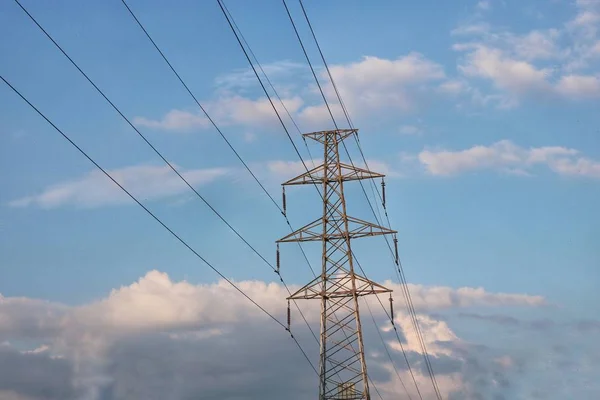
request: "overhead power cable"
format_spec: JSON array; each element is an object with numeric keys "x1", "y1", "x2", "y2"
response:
[
  {"x1": 285, "y1": 1, "x2": 444, "y2": 398},
  {"x1": 12, "y1": 0, "x2": 322, "y2": 371},
  {"x1": 354, "y1": 256, "x2": 423, "y2": 400},
  {"x1": 217, "y1": 1, "x2": 392, "y2": 398},
  {"x1": 281, "y1": 1, "x2": 427, "y2": 396},
  {"x1": 218, "y1": 0, "x2": 317, "y2": 169},
  {"x1": 215, "y1": 0, "x2": 314, "y2": 188},
  {"x1": 280, "y1": 0, "x2": 392, "y2": 256},
  {"x1": 119, "y1": 0, "x2": 282, "y2": 215},
  {"x1": 114, "y1": 0, "x2": 328, "y2": 348},
  {"x1": 364, "y1": 298, "x2": 414, "y2": 400},
  {"x1": 0, "y1": 74, "x2": 317, "y2": 375}
]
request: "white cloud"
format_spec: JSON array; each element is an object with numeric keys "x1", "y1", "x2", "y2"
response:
[
  {"x1": 266, "y1": 160, "x2": 316, "y2": 178},
  {"x1": 452, "y1": 0, "x2": 600, "y2": 105},
  {"x1": 0, "y1": 270, "x2": 560, "y2": 399},
  {"x1": 134, "y1": 53, "x2": 447, "y2": 134},
  {"x1": 210, "y1": 95, "x2": 304, "y2": 129},
  {"x1": 458, "y1": 45, "x2": 553, "y2": 95},
  {"x1": 571, "y1": 10, "x2": 600, "y2": 30},
  {"x1": 298, "y1": 53, "x2": 445, "y2": 128},
  {"x1": 133, "y1": 109, "x2": 210, "y2": 132},
  {"x1": 0, "y1": 271, "x2": 546, "y2": 341},
  {"x1": 548, "y1": 156, "x2": 600, "y2": 177},
  {"x1": 511, "y1": 29, "x2": 563, "y2": 61},
  {"x1": 438, "y1": 80, "x2": 468, "y2": 95},
  {"x1": 555, "y1": 74, "x2": 600, "y2": 98},
  {"x1": 451, "y1": 23, "x2": 491, "y2": 36},
  {"x1": 418, "y1": 140, "x2": 600, "y2": 178},
  {"x1": 135, "y1": 96, "x2": 304, "y2": 133},
  {"x1": 389, "y1": 282, "x2": 547, "y2": 310},
  {"x1": 214, "y1": 60, "x2": 306, "y2": 90},
  {"x1": 10, "y1": 164, "x2": 228, "y2": 208},
  {"x1": 399, "y1": 125, "x2": 422, "y2": 135},
  {"x1": 327, "y1": 53, "x2": 445, "y2": 91},
  {"x1": 456, "y1": 44, "x2": 600, "y2": 101},
  {"x1": 476, "y1": 0, "x2": 491, "y2": 11}
]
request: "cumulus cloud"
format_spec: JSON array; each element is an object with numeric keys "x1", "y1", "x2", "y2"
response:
[
  {"x1": 452, "y1": 0, "x2": 600, "y2": 105},
  {"x1": 476, "y1": 0, "x2": 491, "y2": 11},
  {"x1": 214, "y1": 60, "x2": 306, "y2": 90},
  {"x1": 299, "y1": 53, "x2": 445, "y2": 127},
  {"x1": 0, "y1": 270, "x2": 551, "y2": 399},
  {"x1": 555, "y1": 74, "x2": 600, "y2": 98},
  {"x1": 142, "y1": 53, "x2": 446, "y2": 134},
  {"x1": 398, "y1": 125, "x2": 422, "y2": 135},
  {"x1": 133, "y1": 110, "x2": 210, "y2": 132},
  {"x1": 0, "y1": 347, "x2": 78, "y2": 400},
  {"x1": 394, "y1": 283, "x2": 547, "y2": 310},
  {"x1": 417, "y1": 140, "x2": 600, "y2": 178},
  {"x1": 135, "y1": 96, "x2": 304, "y2": 133},
  {"x1": 457, "y1": 45, "x2": 553, "y2": 95},
  {"x1": 9, "y1": 164, "x2": 228, "y2": 209}
]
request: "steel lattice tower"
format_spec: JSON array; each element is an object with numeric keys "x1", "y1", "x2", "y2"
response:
[{"x1": 277, "y1": 129, "x2": 396, "y2": 400}]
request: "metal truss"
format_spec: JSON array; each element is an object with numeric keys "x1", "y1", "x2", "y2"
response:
[{"x1": 277, "y1": 129, "x2": 395, "y2": 400}]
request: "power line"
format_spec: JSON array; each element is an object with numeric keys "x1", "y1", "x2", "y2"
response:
[
  {"x1": 216, "y1": 0, "x2": 314, "y2": 186},
  {"x1": 0, "y1": 74, "x2": 320, "y2": 375},
  {"x1": 354, "y1": 256, "x2": 423, "y2": 400},
  {"x1": 119, "y1": 2, "x2": 376, "y2": 383},
  {"x1": 285, "y1": 2, "x2": 443, "y2": 398},
  {"x1": 218, "y1": 0, "x2": 318, "y2": 170},
  {"x1": 12, "y1": 0, "x2": 323, "y2": 374},
  {"x1": 215, "y1": 8, "x2": 398, "y2": 399},
  {"x1": 118, "y1": 0, "x2": 282, "y2": 215},
  {"x1": 218, "y1": 3, "x2": 397, "y2": 398},
  {"x1": 280, "y1": 0, "x2": 392, "y2": 252},
  {"x1": 114, "y1": 1, "x2": 327, "y2": 345},
  {"x1": 297, "y1": 0, "x2": 391, "y2": 230},
  {"x1": 217, "y1": 0, "x2": 423, "y2": 396},
  {"x1": 363, "y1": 298, "x2": 414, "y2": 400}
]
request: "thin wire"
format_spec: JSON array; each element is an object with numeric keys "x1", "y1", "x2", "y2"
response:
[
  {"x1": 12, "y1": 0, "x2": 277, "y2": 271},
  {"x1": 0, "y1": 74, "x2": 285, "y2": 330},
  {"x1": 298, "y1": 0, "x2": 391, "y2": 228},
  {"x1": 354, "y1": 256, "x2": 422, "y2": 400},
  {"x1": 216, "y1": 0, "x2": 314, "y2": 187},
  {"x1": 119, "y1": 0, "x2": 283, "y2": 215},
  {"x1": 118, "y1": 0, "x2": 323, "y2": 355},
  {"x1": 288, "y1": 2, "x2": 443, "y2": 398},
  {"x1": 218, "y1": 2, "x2": 431, "y2": 398},
  {"x1": 281, "y1": 0, "x2": 388, "y2": 245},
  {"x1": 12, "y1": 0, "x2": 320, "y2": 375},
  {"x1": 218, "y1": 3, "x2": 387, "y2": 397},
  {"x1": 219, "y1": 0, "x2": 317, "y2": 170},
  {"x1": 363, "y1": 298, "x2": 413, "y2": 400},
  {"x1": 1, "y1": 73, "x2": 318, "y2": 377}
]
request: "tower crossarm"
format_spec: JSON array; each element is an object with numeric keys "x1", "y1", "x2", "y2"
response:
[
  {"x1": 277, "y1": 127, "x2": 395, "y2": 400},
  {"x1": 283, "y1": 162, "x2": 385, "y2": 186},
  {"x1": 303, "y1": 128, "x2": 357, "y2": 144},
  {"x1": 287, "y1": 272, "x2": 392, "y2": 301},
  {"x1": 276, "y1": 215, "x2": 397, "y2": 243}
]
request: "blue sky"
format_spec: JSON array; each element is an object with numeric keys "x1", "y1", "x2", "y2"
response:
[{"x1": 1, "y1": 0, "x2": 599, "y2": 399}]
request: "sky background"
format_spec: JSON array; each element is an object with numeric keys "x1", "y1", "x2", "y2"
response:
[{"x1": 0, "y1": 0, "x2": 599, "y2": 399}]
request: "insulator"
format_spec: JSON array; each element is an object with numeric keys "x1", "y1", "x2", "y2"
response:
[
  {"x1": 276, "y1": 243, "x2": 280, "y2": 274},
  {"x1": 381, "y1": 178, "x2": 386, "y2": 209},
  {"x1": 282, "y1": 186, "x2": 287, "y2": 216},
  {"x1": 394, "y1": 236, "x2": 399, "y2": 265},
  {"x1": 389, "y1": 294, "x2": 395, "y2": 324},
  {"x1": 287, "y1": 300, "x2": 291, "y2": 331}
]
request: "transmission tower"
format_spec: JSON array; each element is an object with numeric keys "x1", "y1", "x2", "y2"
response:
[{"x1": 277, "y1": 129, "x2": 397, "y2": 400}]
